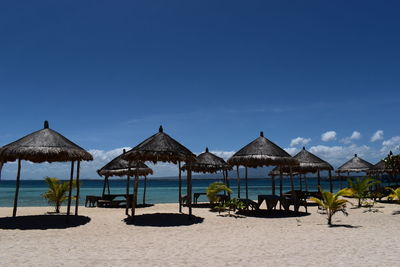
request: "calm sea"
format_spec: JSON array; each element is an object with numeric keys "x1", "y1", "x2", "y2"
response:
[{"x1": 0, "y1": 177, "x2": 351, "y2": 207}]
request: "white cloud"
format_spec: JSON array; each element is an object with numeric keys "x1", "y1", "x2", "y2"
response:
[
  {"x1": 371, "y1": 130, "x2": 384, "y2": 142},
  {"x1": 208, "y1": 150, "x2": 235, "y2": 161},
  {"x1": 284, "y1": 147, "x2": 299, "y2": 156},
  {"x1": 321, "y1": 131, "x2": 337, "y2": 142},
  {"x1": 350, "y1": 131, "x2": 361, "y2": 140},
  {"x1": 290, "y1": 137, "x2": 311, "y2": 147},
  {"x1": 340, "y1": 131, "x2": 361, "y2": 144},
  {"x1": 309, "y1": 144, "x2": 374, "y2": 166},
  {"x1": 381, "y1": 136, "x2": 400, "y2": 153}
]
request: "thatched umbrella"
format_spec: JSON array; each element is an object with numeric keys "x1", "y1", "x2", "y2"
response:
[
  {"x1": 227, "y1": 131, "x2": 298, "y2": 199},
  {"x1": 336, "y1": 154, "x2": 373, "y2": 188},
  {"x1": 368, "y1": 151, "x2": 394, "y2": 184},
  {"x1": 97, "y1": 149, "x2": 153, "y2": 215},
  {"x1": 182, "y1": 147, "x2": 232, "y2": 198},
  {"x1": 122, "y1": 126, "x2": 196, "y2": 218},
  {"x1": 269, "y1": 147, "x2": 334, "y2": 192},
  {"x1": 337, "y1": 154, "x2": 373, "y2": 173},
  {"x1": 0, "y1": 121, "x2": 93, "y2": 219}
]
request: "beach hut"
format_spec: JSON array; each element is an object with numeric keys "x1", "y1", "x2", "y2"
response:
[
  {"x1": 0, "y1": 121, "x2": 93, "y2": 219},
  {"x1": 181, "y1": 147, "x2": 232, "y2": 205},
  {"x1": 97, "y1": 149, "x2": 153, "y2": 214},
  {"x1": 336, "y1": 154, "x2": 373, "y2": 187},
  {"x1": 122, "y1": 126, "x2": 196, "y2": 218},
  {"x1": 227, "y1": 131, "x2": 298, "y2": 199},
  {"x1": 269, "y1": 147, "x2": 334, "y2": 192}
]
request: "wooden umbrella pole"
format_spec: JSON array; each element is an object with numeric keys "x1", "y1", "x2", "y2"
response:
[
  {"x1": 131, "y1": 174, "x2": 139, "y2": 218},
  {"x1": 226, "y1": 170, "x2": 231, "y2": 198},
  {"x1": 107, "y1": 176, "x2": 111, "y2": 194},
  {"x1": 178, "y1": 161, "x2": 182, "y2": 213},
  {"x1": 102, "y1": 176, "x2": 107, "y2": 197},
  {"x1": 299, "y1": 174, "x2": 302, "y2": 191},
  {"x1": 143, "y1": 175, "x2": 147, "y2": 205},
  {"x1": 222, "y1": 170, "x2": 226, "y2": 196},
  {"x1": 74, "y1": 160, "x2": 81, "y2": 216},
  {"x1": 245, "y1": 166, "x2": 249, "y2": 199},
  {"x1": 279, "y1": 167, "x2": 283, "y2": 210},
  {"x1": 12, "y1": 159, "x2": 22, "y2": 217},
  {"x1": 66, "y1": 161, "x2": 75, "y2": 221},
  {"x1": 304, "y1": 174, "x2": 309, "y2": 192},
  {"x1": 125, "y1": 175, "x2": 130, "y2": 216},
  {"x1": 186, "y1": 167, "x2": 193, "y2": 216},
  {"x1": 289, "y1": 166, "x2": 294, "y2": 192},
  {"x1": 317, "y1": 169, "x2": 321, "y2": 188},
  {"x1": 271, "y1": 174, "x2": 275, "y2": 195},
  {"x1": 236, "y1": 165, "x2": 241, "y2": 198},
  {"x1": 329, "y1": 170, "x2": 333, "y2": 193}
]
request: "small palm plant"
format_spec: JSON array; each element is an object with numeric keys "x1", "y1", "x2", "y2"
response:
[
  {"x1": 311, "y1": 188, "x2": 350, "y2": 226},
  {"x1": 387, "y1": 187, "x2": 400, "y2": 203},
  {"x1": 42, "y1": 177, "x2": 77, "y2": 213},
  {"x1": 346, "y1": 177, "x2": 380, "y2": 207},
  {"x1": 206, "y1": 182, "x2": 232, "y2": 204}
]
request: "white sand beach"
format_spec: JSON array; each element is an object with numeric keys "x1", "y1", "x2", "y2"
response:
[{"x1": 0, "y1": 201, "x2": 399, "y2": 267}]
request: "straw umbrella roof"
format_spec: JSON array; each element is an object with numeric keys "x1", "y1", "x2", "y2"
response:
[
  {"x1": 0, "y1": 121, "x2": 93, "y2": 163},
  {"x1": 122, "y1": 126, "x2": 196, "y2": 164},
  {"x1": 269, "y1": 147, "x2": 333, "y2": 175},
  {"x1": 97, "y1": 149, "x2": 153, "y2": 177},
  {"x1": 368, "y1": 151, "x2": 394, "y2": 174},
  {"x1": 181, "y1": 147, "x2": 231, "y2": 173},
  {"x1": 336, "y1": 154, "x2": 373, "y2": 173},
  {"x1": 227, "y1": 132, "x2": 298, "y2": 168},
  {"x1": 368, "y1": 160, "x2": 391, "y2": 174}
]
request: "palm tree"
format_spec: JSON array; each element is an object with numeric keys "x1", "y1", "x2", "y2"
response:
[
  {"x1": 42, "y1": 177, "x2": 77, "y2": 213},
  {"x1": 387, "y1": 187, "x2": 400, "y2": 203},
  {"x1": 311, "y1": 188, "x2": 350, "y2": 225},
  {"x1": 346, "y1": 177, "x2": 380, "y2": 207},
  {"x1": 206, "y1": 182, "x2": 232, "y2": 204}
]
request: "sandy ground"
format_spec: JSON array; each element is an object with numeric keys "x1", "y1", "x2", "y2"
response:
[{"x1": 0, "y1": 200, "x2": 399, "y2": 267}]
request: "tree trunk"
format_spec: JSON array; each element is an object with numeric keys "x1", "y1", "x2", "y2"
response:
[{"x1": 328, "y1": 212, "x2": 332, "y2": 225}]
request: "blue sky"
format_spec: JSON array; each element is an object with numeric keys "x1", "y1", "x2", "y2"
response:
[{"x1": 1, "y1": 1, "x2": 400, "y2": 179}]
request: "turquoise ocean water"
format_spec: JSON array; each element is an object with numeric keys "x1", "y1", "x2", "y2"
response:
[{"x1": 0, "y1": 177, "x2": 354, "y2": 207}]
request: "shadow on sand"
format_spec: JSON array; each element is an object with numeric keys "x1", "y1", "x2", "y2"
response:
[
  {"x1": 191, "y1": 203, "x2": 213, "y2": 209},
  {"x1": 0, "y1": 215, "x2": 91, "y2": 230},
  {"x1": 94, "y1": 203, "x2": 155, "y2": 209},
  {"x1": 124, "y1": 213, "x2": 204, "y2": 227},
  {"x1": 329, "y1": 224, "x2": 361, "y2": 229},
  {"x1": 392, "y1": 210, "x2": 400, "y2": 215},
  {"x1": 237, "y1": 209, "x2": 310, "y2": 218}
]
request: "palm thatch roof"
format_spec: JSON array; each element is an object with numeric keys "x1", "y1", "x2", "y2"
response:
[
  {"x1": 227, "y1": 132, "x2": 298, "y2": 168},
  {"x1": 122, "y1": 126, "x2": 196, "y2": 164},
  {"x1": 269, "y1": 147, "x2": 333, "y2": 175},
  {"x1": 181, "y1": 147, "x2": 231, "y2": 173},
  {"x1": 336, "y1": 154, "x2": 373, "y2": 173},
  {"x1": 97, "y1": 149, "x2": 153, "y2": 177},
  {"x1": 368, "y1": 151, "x2": 394, "y2": 174},
  {"x1": 368, "y1": 160, "x2": 391, "y2": 174},
  {"x1": 0, "y1": 121, "x2": 93, "y2": 163}
]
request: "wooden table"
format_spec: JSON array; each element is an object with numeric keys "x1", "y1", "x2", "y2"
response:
[
  {"x1": 193, "y1": 193, "x2": 207, "y2": 204},
  {"x1": 258, "y1": 195, "x2": 280, "y2": 210}
]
